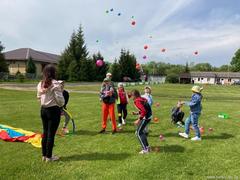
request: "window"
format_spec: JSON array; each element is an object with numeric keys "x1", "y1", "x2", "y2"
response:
[
  {"x1": 198, "y1": 78, "x2": 200, "y2": 81},
  {"x1": 201, "y1": 78, "x2": 204, "y2": 80},
  {"x1": 207, "y1": 78, "x2": 210, "y2": 82},
  {"x1": 228, "y1": 78, "x2": 231, "y2": 82}
]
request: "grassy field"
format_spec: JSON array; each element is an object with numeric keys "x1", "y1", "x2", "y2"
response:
[{"x1": 0, "y1": 84, "x2": 240, "y2": 180}]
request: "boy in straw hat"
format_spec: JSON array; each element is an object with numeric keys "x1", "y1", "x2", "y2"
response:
[{"x1": 179, "y1": 85, "x2": 203, "y2": 141}]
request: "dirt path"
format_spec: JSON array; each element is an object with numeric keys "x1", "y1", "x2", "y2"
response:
[{"x1": 0, "y1": 83, "x2": 99, "y2": 94}]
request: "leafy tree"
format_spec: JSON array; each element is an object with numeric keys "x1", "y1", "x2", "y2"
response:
[
  {"x1": 118, "y1": 49, "x2": 140, "y2": 81},
  {"x1": 191, "y1": 63, "x2": 213, "y2": 72},
  {"x1": 166, "y1": 73, "x2": 179, "y2": 83},
  {"x1": 230, "y1": 48, "x2": 240, "y2": 72},
  {"x1": 26, "y1": 56, "x2": 36, "y2": 74},
  {"x1": 110, "y1": 59, "x2": 121, "y2": 82},
  {"x1": 0, "y1": 42, "x2": 8, "y2": 73},
  {"x1": 217, "y1": 65, "x2": 231, "y2": 72}
]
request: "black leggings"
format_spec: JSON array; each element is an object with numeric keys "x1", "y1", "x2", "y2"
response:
[
  {"x1": 41, "y1": 106, "x2": 61, "y2": 158},
  {"x1": 117, "y1": 104, "x2": 127, "y2": 124},
  {"x1": 136, "y1": 118, "x2": 151, "y2": 150}
]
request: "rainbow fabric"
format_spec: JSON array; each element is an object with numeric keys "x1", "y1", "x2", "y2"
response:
[{"x1": 0, "y1": 124, "x2": 42, "y2": 148}]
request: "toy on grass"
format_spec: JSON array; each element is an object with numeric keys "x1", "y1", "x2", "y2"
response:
[
  {"x1": 156, "y1": 102, "x2": 160, "y2": 107},
  {"x1": 153, "y1": 117, "x2": 159, "y2": 123},
  {"x1": 218, "y1": 113, "x2": 229, "y2": 119},
  {"x1": 96, "y1": 59, "x2": 104, "y2": 67},
  {"x1": 159, "y1": 134, "x2": 165, "y2": 141},
  {"x1": 208, "y1": 128, "x2": 213, "y2": 132},
  {"x1": 199, "y1": 127, "x2": 204, "y2": 134}
]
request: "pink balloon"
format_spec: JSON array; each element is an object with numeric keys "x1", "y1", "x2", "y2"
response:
[{"x1": 96, "y1": 59, "x2": 104, "y2": 67}]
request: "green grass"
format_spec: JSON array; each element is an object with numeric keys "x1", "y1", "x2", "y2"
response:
[{"x1": 0, "y1": 84, "x2": 240, "y2": 180}]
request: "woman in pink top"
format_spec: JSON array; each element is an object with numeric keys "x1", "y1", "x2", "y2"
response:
[{"x1": 37, "y1": 65, "x2": 65, "y2": 162}]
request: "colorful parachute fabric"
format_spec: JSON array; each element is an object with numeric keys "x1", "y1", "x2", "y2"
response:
[{"x1": 0, "y1": 124, "x2": 42, "y2": 148}]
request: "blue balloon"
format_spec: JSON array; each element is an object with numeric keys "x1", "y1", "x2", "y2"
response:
[
  {"x1": 110, "y1": 8, "x2": 114, "y2": 12},
  {"x1": 118, "y1": 13, "x2": 121, "y2": 16}
]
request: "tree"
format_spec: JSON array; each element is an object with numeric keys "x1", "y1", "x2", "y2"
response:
[
  {"x1": 217, "y1": 65, "x2": 231, "y2": 72},
  {"x1": 26, "y1": 56, "x2": 36, "y2": 74},
  {"x1": 230, "y1": 48, "x2": 240, "y2": 72},
  {"x1": 110, "y1": 59, "x2": 121, "y2": 82},
  {"x1": 92, "y1": 52, "x2": 108, "y2": 81},
  {"x1": 0, "y1": 41, "x2": 8, "y2": 73},
  {"x1": 58, "y1": 25, "x2": 89, "y2": 81},
  {"x1": 118, "y1": 49, "x2": 140, "y2": 81},
  {"x1": 184, "y1": 62, "x2": 190, "y2": 73},
  {"x1": 191, "y1": 63, "x2": 213, "y2": 71},
  {"x1": 165, "y1": 73, "x2": 179, "y2": 83}
]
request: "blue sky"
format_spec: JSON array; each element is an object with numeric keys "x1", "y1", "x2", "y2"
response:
[{"x1": 0, "y1": 0, "x2": 240, "y2": 66}]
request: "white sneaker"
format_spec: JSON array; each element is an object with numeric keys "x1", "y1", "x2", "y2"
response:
[
  {"x1": 45, "y1": 155, "x2": 60, "y2": 162},
  {"x1": 122, "y1": 119, "x2": 126, "y2": 125},
  {"x1": 139, "y1": 149, "x2": 149, "y2": 154},
  {"x1": 179, "y1": 132, "x2": 189, "y2": 139},
  {"x1": 118, "y1": 123, "x2": 122, "y2": 128},
  {"x1": 191, "y1": 136, "x2": 201, "y2": 141}
]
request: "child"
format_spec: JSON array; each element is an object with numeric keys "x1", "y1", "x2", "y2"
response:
[
  {"x1": 99, "y1": 78, "x2": 117, "y2": 134},
  {"x1": 58, "y1": 81, "x2": 70, "y2": 134},
  {"x1": 179, "y1": 86, "x2": 203, "y2": 141},
  {"x1": 171, "y1": 101, "x2": 185, "y2": 127},
  {"x1": 37, "y1": 65, "x2": 65, "y2": 162},
  {"x1": 132, "y1": 89, "x2": 152, "y2": 154},
  {"x1": 116, "y1": 83, "x2": 129, "y2": 127},
  {"x1": 141, "y1": 86, "x2": 153, "y2": 135}
]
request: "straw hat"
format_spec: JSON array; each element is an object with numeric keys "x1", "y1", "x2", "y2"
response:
[
  {"x1": 192, "y1": 86, "x2": 203, "y2": 93},
  {"x1": 118, "y1": 82, "x2": 124, "y2": 88}
]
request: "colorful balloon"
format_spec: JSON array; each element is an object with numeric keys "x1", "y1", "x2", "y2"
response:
[
  {"x1": 96, "y1": 40, "x2": 99, "y2": 43},
  {"x1": 143, "y1": 55, "x2": 147, "y2": 59},
  {"x1": 161, "y1": 48, "x2": 166, "y2": 52},
  {"x1": 96, "y1": 59, "x2": 104, "y2": 67},
  {"x1": 110, "y1": 8, "x2": 114, "y2": 12},
  {"x1": 144, "y1": 45, "x2": 148, "y2": 50},
  {"x1": 106, "y1": 10, "x2": 109, "y2": 13},
  {"x1": 131, "y1": 21, "x2": 136, "y2": 26},
  {"x1": 118, "y1": 13, "x2": 121, "y2": 16},
  {"x1": 194, "y1": 51, "x2": 198, "y2": 55},
  {"x1": 131, "y1": 16, "x2": 135, "y2": 19}
]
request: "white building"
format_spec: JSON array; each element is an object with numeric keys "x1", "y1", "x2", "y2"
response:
[{"x1": 180, "y1": 72, "x2": 240, "y2": 85}]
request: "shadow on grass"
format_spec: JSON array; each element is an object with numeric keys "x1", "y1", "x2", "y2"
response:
[
  {"x1": 74, "y1": 130, "x2": 98, "y2": 136},
  {"x1": 61, "y1": 152, "x2": 131, "y2": 161},
  {"x1": 151, "y1": 145, "x2": 185, "y2": 153},
  {"x1": 204, "y1": 133, "x2": 234, "y2": 140},
  {"x1": 149, "y1": 132, "x2": 179, "y2": 138}
]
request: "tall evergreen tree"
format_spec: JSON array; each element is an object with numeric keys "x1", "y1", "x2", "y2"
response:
[
  {"x1": 58, "y1": 25, "x2": 89, "y2": 81},
  {"x1": 110, "y1": 59, "x2": 121, "y2": 82},
  {"x1": 184, "y1": 62, "x2": 190, "y2": 73},
  {"x1": 118, "y1": 49, "x2": 140, "y2": 81},
  {"x1": 92, "y1": 52, "x2": 108, "y2": 81},
  {"x1": 26, "y1": 56, "x2": 36, "y2": 74},
  {"x1": 0, "y1": 42, "x2": 8, "y2": 73}
]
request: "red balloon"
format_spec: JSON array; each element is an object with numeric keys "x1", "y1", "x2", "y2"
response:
[
  {"x1": 131, "y1": 21, "x2": 136, "y2": 26},
  {"x1": 194, "y1": 51, "x2": 198, "y2": 55},
  {"x1": 161, "y1": 48, "x2": 166, "y2": 52},
  {"x1": 96, "y1": 59, "x2": 104, "y2": 67},
  {"x1": 144, "y1": 45, "x2": 148, "y2": 50}
]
